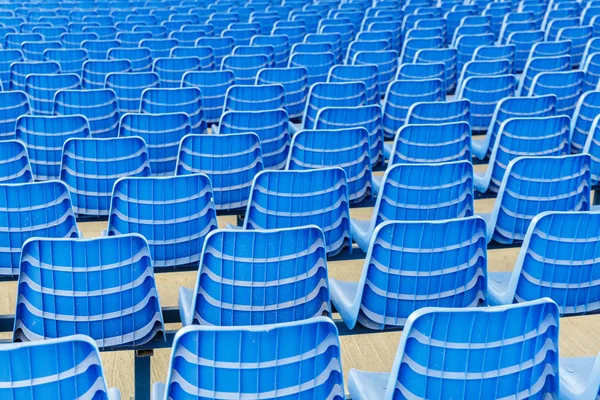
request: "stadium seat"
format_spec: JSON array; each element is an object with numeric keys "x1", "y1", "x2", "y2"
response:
[
  {"x1": 583, "y1": 37, "x2": 600, "y2": 67},
  {"x1": 119, "y1": 112, "x2": 191, "y2": 176},
  {"x1": 346, "y1": 39, "x2": 389, "y2": 64},
  {"x1": 0, "y1": 49, "x2": 24, "y2": 89},
  {"x1": 61, "y1": 32, "x2": 98, "y2": 48},
  {"x1": 529, "y1": 70, "x2": 584, "y2": 117},
  {"x1": 530, "y1": 40, "x2": 571, "y2": 59},
  {"x1": 181, "y1": 70, "x2": 235, "y2": 125},
  {"x1": 54, "y1": 89, "x2": 120, "y2": 138},
  {"x1": 457, "y1": 59, "x2": 511, "y2": 89},
  {"x1": 455, "y1": 33, "x2": 494, "y2": 74},
  {"x1": 9, "y1": 61, "x2": 60, "y2": 91},
  {"x1": 20, "y1": 40, "x2": 62, "y2": 62},
  {"x1": 507, "y1": 30, "x2": 545, "y2": 72},
  {"x1": 139, "y1": 38, "x2": 178, "y2": 60},
  {"x1": 218, "y1": 108, "x2": 290, "y2": 169},
  {"x1": 152, "y1": 56, "x2": 201, "y2": 88},
  {"x1": 152, "y1": 318, "x2": 343, "y2": 399},
  {"x1": 0, "y1": 336, "x2": 120, "y2": 399},
  {"x1": 381, "y1": 78, "x2": 444, "y2": 140},
  {"x1": 81, "y1": 39, "x2": 120, "y2": 60},
  {"x1": 44, "y1": 48, "x2": 87, "y2": 76},
  {"x1": 176, "y1": 133, "x2": 263, "y2": 211},
  {"x1": 116, "y1": 31, "x2": 152, "y2": 48},
  {"x1": 474, "y1": 116, "x2": 571, "y2": 193},
  {"x1": 519, "y1": 55, "x2": 572, "y2": 96},
  {"x1": 140, "y1": 87, "x2": 207, "y2": 134},
  {"x1": 482, "y1": 154, "x2": 591, "y2": 244},
  {"x1": 221, "y1": 54, "x2": 269, "y2": 85},
  {"x1": 178, "y1": 226, "x2": 330, "y2": 326},
  {"x1": 287, "y1": 127, "x2": 372, "y2": 202},
  {"x1": 412, "y1": 49, "x2": 456, "y2": 93},
  {"x1": 405, "y1": 99, "x2": 470, "y2": 127},
  {"x1": 82, "y1": 59, "x2": 131, "y2": 90},
  {"x1": 33, "y1": 27, "x2": 67, "y2": 42},
  {"x1": 15, "y1": 115, "x2": 90, "y2": 181},
  {"x1": 331, "y1": 216, "x2": 487, "y2": 329},
  {"x1": 396, "y1": 61, "x2": 446, "y2": 90},
  {"x1": 387, "y1": 122, "x2": 472, "y2": 165},
  {"x1": 351, "y1": 161, "x2": 474, "y2": 252},
  {"x1": 583, "y1": 52, "x2": 600, "y2": 92},
  {"x1": 400, "y1": 37, "x2": 444, "y2": 64},
  {"x1": 288, "y1": 51, "x2": 335, "y2": 85},
  {"x1": 561, "y1": 352, "x2": 600, "y2": 400},
  {"x1": 302, "y1": 82, "x2": 367, "y2": 130},
  {"x1": 352, "y1": 50, "x2": 398, "y2": 95},
  {"x1": 256, "y1": 66, "x2": 308, "y2": 119},
  {"x1": 328, "y1": 64, "x2": 380, "y2": 105},
  {"x1": 224, "y1": 84, "x2": 285, "y2": 112},
  {"x1": 170, "y1": 46, "x2": 215, "y2": 70},
  {"x1": 106, "y1": 48, "x2": 152, "y2": 74},
  {"x1": 571, "y1": 91, "x2": 600, "y2": 154},
  {"x1": 250, "y1": 34, "x2": 290, "y2": 67},
  {"x1": 0, "y1": 180, "x2": 78, "y2": 275},
  {"x1": 14, "y1": 234, "x2": 164, "y2": 347},
  {"x1": 233, "y1": 44, "x2": 275, "y2": 66},
  {"x1": 168, "y1": 30, "x2": 205, "y2": 47},
  {"x1": 347, "y1": 298, "x2": 559, "y2": 400},
  {"x1": 458, "y1": 75, "x2": 517, "y2": 132},
  {"x1": 472, "y1": 95, "x2": 557, "y2": 159},
  {"x1": 25, "y1": 73, "x2": 81, "y2": 115},
  {"x1": 105, "y1": 71, "x2": 160, "y2": 115},
  {"x1": 499, "y1": 21, "x2": 536, "y2": 44},
  {"x1": 196, "y1": 37, "x2": 234, "y2": 67},
  {"x1": 314, "y1": 104, "x2": 384, "y2": 166},
  {"x1": 60, "y1": 136, "x2": 151, "y2": 216},
  {"x1": 0, "y1": 140, "x2": 32, "y2": 184},
  {"x1": 107, "y1": 174, "x2": 217, "y2": 268},
  {"x1": 472, "y1": 44, "x2": 515, "y2": 73},
  {"x1": 5, "y1": 32, "x2": 43, "y2": 49}
]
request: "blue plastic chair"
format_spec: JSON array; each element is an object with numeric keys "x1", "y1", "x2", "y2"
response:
[
  {"x1": 140, "y1": 87, "x2": 207, "y2": 134},
  {"x1": 458, "y1": 75, "x2": 516, "y2": 132},
  {"x1": 104, "y1": 71, "x2": 160, "y2": 115},
  {"x1": 482, "y1": 154, "x2": 591, "y2": 244},
  {"x1": 168, "y1": 30, "x2": 205, "y2": 47},
  {"x1": 107, "y1": 174, "x2": 217, "y2": 268},
  {"x1": 0, "y1": 49, "x2": 23, "y2": 89},
  {"x1": 250, "y1": 34, "x2": 290, "y2": 67},
  {"x1": 176, "y1": 133, "x2": 263, "y2": 211},
  {"x1": 331, "y1": 217, "x2": 487, "y2": 330},
  {"x1": 82, "y1": 59, "x2": 131, "y2": 90},
  {"x1": 33, "y1": 27, "x2": 67, "y2": 42},
  {"x1": 347, "y1": 298, "x2": 560, "y2": 400},
  {"x1": 292, "y1": 42, "x2": 333, "y2": 56},
  {"x1": 382, "y1": 79, "x2": 445, "y2": 140},
  {"x1": 0, "y1": 91, "x2": 29, "y2": 141},
  {"x1": 519, "y1": 55, "x2": 572, "y2": 96},
  {"x1": 0, "y1": 336, "x2": 120, "y2": 399},
  {"x1": 457, "y1": 59, "x2": 511, "y2": 90},
  {"x1": 472, "y1": 44, "x2": 515, "y2": 73},
  {"x1": 220, "y1": 54, "x2": 269, "y2": 85},
  {"x1": 116, "y1": 31, "x2": 152, "y2": 48},
  {"x1": 60, "y1": 136, "x2": 151, "y2": 216},
  {"x1": 139, "y1": 38, "x2": 178, "y2": 60},
  {"x1": 15, "y1": 115, "x2": 90, "y2": 181},
  {"x1": 475, "y1": 116, "x2": 571, "y2": 193},
  {"x1": 223, "y1": 84, "x2": 285, "y2": 112},
  {"x1": 152, "y1": 56, "x2": 201, "y2": 88},
  {"x1": 242, "y1": 168, "x2": 351, "y2": 257},
  {"x1": 152, "y1": 318, "x2": 344, "y2": 400},
  {"x1": 170, "y1": 46, "x2": 214, "y2": 71},
  {"x1": 561, "y1": 352, "x2": 600, "y2": 400},
  {"x1": 488, "y1": 211, "x2": 600, "y2": 316},
  {"x1": 25, "y1": 73, "x2": 81, "y2": 115},
  {"x1": 406, "y1": 99, "x2": 470, "y2": 127},
  {"x1": 9, "y1": 61, "x2": 60, "y2": 91},
  {"x1": 287, "y1": 127, "x2": 372, "y2": 202},
  {"x1": 507, "y1": 30, "x2": 545, "y2": 72},
  {"x1": 556, "y1": 26, "x2": 591, "y2": 67},
  {"x1": 346, "y1": 39, "x2": 390, "y2": 64},
  {"x1": 233, "y1": 45, "x2": 275, "y2": 67},
  {"x1": 5, "y1": 33, "x2": 43, "y2": 49},
  {"x1": 583, "y1": 37, "x2": 600, "y2": 68},
  {"x1": 388, "y1": 122, "x2": 471, "y2": 165},
  {"x1": 81, "y1": 39, "x2": 119, "y2": 60},
  {"x1": 571, "y1": 91, "x2": 600, "y2": 154},
  {"x1": 0, "y1": 140, "x2": 32, "y2": 184},
  {"x1": 303, "y1": 32, "x2": 343, "y2": 63},
  {"x1": 472, "y1": 95, "x2": 557, "y2": 160},
  {"x1": 222, "y1": 28, "x2": 259, "y2": 48},
  {"x1": 218, "y1": 109, "x2": 290, "y2": 169},
  {"x1": 367, "y1": 20, "x2": 401, "y2": 50},
  {"x1": 181, "y1": 70, "x2": 235, "y2": 125},
  {"x1": 14, "y1": 234, "x2": 164, "y2": 347},
  {"x1": 288, "y1": 51, "x2": 335, "y2": 86},
  {"x1": 400, "y1": 37, "x2": 444, "y2": 64},
  {"x1": 583, "y1": 53, "x2": 600, "y2": 92},
  {"x1": 352, "y1": 50, "x2": 398, "y2": 95},
  {"x1": 314, "y1": 105, "x2": 384, "y2": 166},
  {"x1": 499, "y1": 20, "x2": 536, "y2": 44},
  {"x1": 303, "y1": 82, "x2": 367, "y2": 130},
  {"x1": 351, "y1": 161, "x2": 474, "y2": 252},
  {"x1": 327, "y1": 64, "x2": 380, "y2": 105},
  {"x1": 44, "y1": 48, "x2": 87, "y2": 76},
  {"x1": 83, "y1": 27, "x2": 117, "y2": 41},
  {"x1": 0, "y1": 180, "x2": 78, "y2": 275},
  {"x1": 119, "y1": 112, "x2": 191, "y2": 176},
  {"x1": 530, "y1": 40, "x2": 572, "y2": 59},
  {"x1": 529, "y1": 70, "x2": 584, "y2": 117},
  {"x1": 545, "y1": 17, "x2": 580, "y2": 41},
  {"x1": 61, "y1": 32, "x2": 98, "y2": 48},
  {"x1": 54, "y1": 89, "x2": 120, "y2": 138},
  {"x1": 413, "y1": 48, "x2": 457, "y2": 93},
  {"x1": 20, "y1": 41, "x2": 62, "y2": 62},
  {"x1": 196, "y1": 37, "x2": 234, "y2": 67},
  {"x1": 256, "y1": 67, "x2": 308, "y2": 119},
  {"x1": 455, "y1": 33, "x2": 495, "y2": 74},
  {"x1": 178, "y1": 226, "x2": 330, "y2": 326},
  {"x1": 583, "y1": 114, "x2": 600, "y2": 185}
]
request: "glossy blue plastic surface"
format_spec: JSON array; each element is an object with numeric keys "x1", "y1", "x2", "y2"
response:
[
  {"x1": 520, "y1": 55, "x2": 572, "y2": 96},
  {"x1": 54, "y1": 89, "x2": 120, "y2": 138},
  {"x1": 457, "y1": 59, "x2": 511, "y2": 90},
  {"x1": 331, "y1": 217, "x2": 487, "y2": 330},
  {"x1": 15, "y1": 234, "x2": 164, "y2": 347},
  {"x1": 139, "y1": 38, "x2": 179, "y2": 59},
  {"x1": 288, "y1": 51, "x2": 335, "y2": 85},
  {"x1": 256, "y1": 66, "x2": 308, "y2": 119},
  {"x1": 44, "y1": 48, "x2": 87, "y2": 75},
  {"x1": 455, "y1": 33, "x2": 494, "y2": 73},
  {"x1": 251, "y1": 34, "x2": 290, "y2": 67},
  {"x1": 406, "y1": 99, "x2": 470, "y2": 126},
  {"x1": 21, "y1": 40, "x2": 62, "y2": 62},
  {"x1": 583, "y1": 52, "x2": 600, "y2": 93},
  {"x1": 104, "y1": 71, "x2": 160, "y2": 114},
  {"x1": 0, "y1": 49, "x2": 24, "y2": 88},
  {"x1": 572, "y1": 91, "x2": 600, "y2": 153},
  {"x1": 0, "y1": 90, "x2": 30, "y2": 140},
  {"x1": 152, "y1": 56, "x2": 201, "y2": 88},
  {"x1": 182, "y1": 70, "x2": 234, "y2": 125},
  {"x1": 352, "y1": 50, "x2": 398, "y2": 94},
  {"x1": 81, "y1": 39, "x2": 119, "y2": 60},
  {"x1": 25, "y1": 73, "x2": 81, "y2": 115},
  {"x1": 328, "y1": 64, "x2": 379, "y2": 105},
  {"x1": 473, "y1": 44, "x2": 515, "y2": 73},
  {"x1": 196, "y1": 36, "x2": 234, "y2": 66},
  {"x1": 9, "y1": 60, "x2": 60, "y2": 91},
  {"x1": 557, "y1": 26, "x2": 592, "y2": 66},
  {"x1": 507, "y1": 30, "x2": 545, "y2": 72},
  {"x1": 170, "y1": 46, "x2": 215, "y2": 70},
  {"x1": 413, "y1": 48, "x2": 457, "y2": 93},
  {"x1": 224, "y1": 83, "x2": 285, "y2": 112},
  {"x1": 529, "y1": 70, "x2": 584, "y2": 117},
  {"x1": 82, "y1": 59, "x2": 131, "y2": 89},
  {"x1": 303, "y1": 82, "x2": 367, "y2": 130},
  {"x1": 221, "y1": 54, "x2": 269, "y2": 85},
  {"x1": 140, "y1": 87, "x2": 207, "y2": 134}
]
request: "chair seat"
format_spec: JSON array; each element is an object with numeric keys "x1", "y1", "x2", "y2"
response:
[{"x1": 347, "y1": 369, "x2": 390, "y2": 400}]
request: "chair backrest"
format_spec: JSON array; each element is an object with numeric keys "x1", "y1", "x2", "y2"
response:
[
  {"x1": 169, "y1": 30, "x2": 206, "y2": 47},
  {"x1": 196, "y1": 37, "x2": 234, "y2": 66},
  {"x1": 186, "y1": 227, "x2": 330, "y2": 325},
  {"x1": 251, "y1": 34, "x2": 290, "y2": 67},
  {"x1": 386, "y1": 299, "x2": 559, "y2": 399},
  {"x1": 583, "y1": 52, "x2": 600, "y2": 92},
  {"x1": 107, "y1": 47, "x2": 152, "y2": 73},
  {"x1": 346, "y1": 39, "x2": 389, "y2": 64},
  {"x1": 255, "y1": 67, "x2": 308, "y2": 119},
  {"x1": 455, "y1": 33, "x2": 495, "y2": 73},
  {"x1": 9, "y1": 61, "x2": 60, "y2": 91},
  {"x1": 60, "y1": 136, "x2": 151, "y2": 216},
  {"x1": 520, "y1": 55, "x2": 572, "y2": 96},
  {"x1": 530, "y1": 40, "x2": 571, "y2": 60},
  {"x1": 473, "y1": 44, "x2": 515, "y2": 73},
  {"x1": 107, "y1": 174, "x2": 217, "y2": 268},
  {"x1": 81, "y1": 39, "x2": 119, "y2": 60},
  {"x1": 457, "y1": 59, "x2": 511, "y2": 88},
  {"x1": 244, "y1": 168, "x2": 352, "y2": 256},
  {"x1": 355, "y1": 217, "x2": 487, "y2": 329},
  {"x1": 82, "y1": 59, "x2": 131, "y2": 90},
  {"x1": 413, "y1": 48, "x2": 456, "y2": 93},
  {"x1": 139, "y1": 38, "x2": 179, "y2": 59},
  {"x1": 176, "y1": 133, "x2": 263, "y2": 211},
  {"x1": 221, "y1": 54, "x2": 270, "y2": 85},
  {"x1": 152, "y1": 56, "x2": 202, "y2": 88},
  {"x1": 314, "y1": 104, "x2": 384, "y2": 166},
  {"x1": 389, "y1": 122, "x2": 471, "y2": 165},
  {"x1": 372, "y1": 161, "x2": 474, "y2": 228},
  {"x1": 458, "y1": 75, "x2": 516, "y2": 132},
  {"x1": 104, "y1": 71, "x2": 160, "y2": 114},
  {"x1": 288, "y1": 51, "x2": 335, "y2": 85},
  {"x1": 140, "y1": 87, "x2": 207, "y2": 134},
  {"x1": 401, "y1": 37, "x2": 444, "y2": 64},
  {"x1": 382, "y1": 79, "x2": 444, "y2": 139},
  {"x1": 529, "y1": 70, "x2": 584, "y2": 117},
  {"x1": 170, "y1": 46, "x2": 215, "y2": 71},
  {"x1": 181, "y1": 70, "x2": 235, "y2": 124},
  {"x1": 488, "y1": 154, "x2": 591, "y2": 244},
  {"x1": 406, "y1": 99, "x2": 470, "y2": 126},
  {"x1": 303, "y1": 82, "x2": 367, "y2": 129},
  {"x1": 54, "y1": 89, "x2": 120, "y2": 138},
  {"x1": 15, "y1": 234, "x2": 164, "y2": 347},
  {"x1": 352, "y1": 50, "x2": 398, "y2": 94},
  {"x1": 0, "y1": 180, "x2": 78, "y2": 276},
  {"x1": 5, "y1": 32, "x2": 43, "y2": 49},
  {"x1": 43, "y1": 48, "x2": 87, "y2": 75},
  {"x1": 0, "y1": 140, "x2": 32, "y2": 184},
  {"x1": 15, "y1": 115, "x2": 90, "y2": 181},
  {"x1": 0, "y1": 91, "x2": 30, "y2": 141},
  {"x1": 327, "y1": 64, "x2": 380, "y2": 105},
  {"x1": 507, "y1": 30, "x2": 545, "y2": 72},
  {"x1": 21, "y1": 40, "x2": 62, "y2": 62},
  {"x1": 0, "y1": 336, "x2": 114, "y2": 399},
  {"x1": 119, "y1": 112, "x2": 191, "y2": 176},
  {"x1": 25, "y1": 73, "x2": 81, "y2": 115},
  {"x1": 61, "y1": 32, "x2": 98, "y2": 48},
  {"x1": 0, "y1": 49, "x2": 24, "y2": 88},
  {"x1": 571, "y1": 91, "x2": 600, "y2": 153},
  {"x1": 161, "y1": 318, "x2": 344, "y2": 399},
  {"x1": 287, "y1": 127, "x2": 372, "y2": 202},
  {"x1": 224, "y1": 84, "x2": 286, "y2": 112}
]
